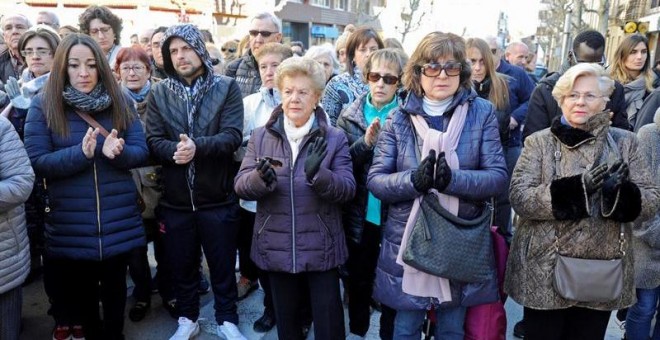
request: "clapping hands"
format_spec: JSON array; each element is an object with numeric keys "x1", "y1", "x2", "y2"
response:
[
  {"x1": 4, "y1": 77, "x2": 30, "y2": 109},
  {"x1": 82, "y1": 127, "x2": 100, "y2": 159},
  {"x1": 102, "y1": 129, "x2": 125, "y2": 159},
  {"x1": 365, "y1": 118, "x2": 381, "y2": 147},
  {"x1": 174, "y1": 134, "x2": 196, "y2": 164}
]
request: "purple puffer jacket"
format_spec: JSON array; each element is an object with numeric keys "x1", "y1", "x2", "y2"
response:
[
  {"x1": 367, "y1": 88, "x2": 508, "y2": 311},
  {"x1": 234, "y1": 106, "x2": 356, "y2": 273}
]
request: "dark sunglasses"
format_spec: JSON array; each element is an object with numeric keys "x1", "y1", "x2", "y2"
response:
[
  {"x1": 249, "y1": 30, "x2": 277, "y2": 38},
  {"x1": 367, "y1": 72, "x2": 399, "y2": 85},
  {"x1": 490, "y1": 48, "x2": 498, "y2": 55},
  {"x1": 420, "y1": 62, "x2": 462, "y2": 77},
  {"x1": 221, "y1": 47, "x2": 236, "y2": 53}
]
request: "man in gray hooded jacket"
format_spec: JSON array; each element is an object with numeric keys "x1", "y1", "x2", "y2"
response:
[{"x1": 146, "y1": 24, "x2": 246, "y2": 340}]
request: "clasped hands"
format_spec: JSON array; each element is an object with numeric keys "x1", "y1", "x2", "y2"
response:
[
  {"x1": 411, "y1": 149, "x2": 452, "y2": 193},
  {"x1": 82, "y1": 127, "x2": 125, "y2": 159},
  {"x1": 582, "y1": 160, "x2": 630, "y2": 195}
]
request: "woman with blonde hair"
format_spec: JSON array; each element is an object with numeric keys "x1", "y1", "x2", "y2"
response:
[
  {"x1": 506, "y1": 63, "x2": 659, "y2": 339},
  {"x1": 610, "y1": 34, "x2": 655, "y2": 127}
]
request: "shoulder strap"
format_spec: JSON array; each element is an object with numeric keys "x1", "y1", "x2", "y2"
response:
[{"x1": 76, "y1": 111, "x2": 109, "y2": 138}]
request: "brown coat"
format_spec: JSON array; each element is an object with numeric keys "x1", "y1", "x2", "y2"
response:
[{"x1": 505, "y1": 112, "x2": 660, "y2": 311}]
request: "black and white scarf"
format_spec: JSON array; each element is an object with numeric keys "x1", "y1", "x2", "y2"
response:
[{"x1": 62, "y1": 82, "x2": 111, "y2": 113}]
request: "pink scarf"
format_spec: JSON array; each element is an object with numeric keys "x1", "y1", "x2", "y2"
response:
[{"x1": 396, "y1": 102, "x2": 469, "y2": 302}]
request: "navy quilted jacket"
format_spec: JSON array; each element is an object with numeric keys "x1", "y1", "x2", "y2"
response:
[
  {"x1": 24, "y1": 94, "x2": 148, "y2": 261},
  {"x1": 367, "y1": 88, "x2": 508, "y2": 310}
]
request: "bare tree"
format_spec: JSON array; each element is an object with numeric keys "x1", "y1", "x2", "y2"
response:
[
  {"x1": 536, "y1": 0, "x2": 592, "y2": 71},
  {"x1": 396, "y1": 0, "x2": 434, "y2": 43},
  {"x1": 214, "y1": 0, "x2": 245, "y2": 26}
]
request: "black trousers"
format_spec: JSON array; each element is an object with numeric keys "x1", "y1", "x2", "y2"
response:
[
  {"x1": 346, "y1": 222, "x2": 381, "y2": 336},
  {"x1": 269, "y1": 270, "x2": 344, "y2": 340},
  {"x1": 159, "y1": 204, "x2": 240, "y2": 325},
  {"x1": 47, "y1": 254, "x2": 129, "y2": 340},
  {"x1": 524, "y1": 306, "x2": 611, "y2": 340},
  {"x1": 379, "y1": 303, "x2": 396, "y2": 340},
  {"x1": 237, "y1": 208, "x2": 259, "y2": 280}
]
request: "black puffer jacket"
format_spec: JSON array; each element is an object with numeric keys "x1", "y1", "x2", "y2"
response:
[
  {"x1": 224, "y1": 51, "x2": 261, "y2": 98},
  {"x1": 522, "y1": 72, "x2": 631, "y2": 141},
  {"x1": 336, "y1": 93, "x2": 389, "y2": 244},
  {"x1": 146, "y1": 25, "x2": 244, "y2": 210}
]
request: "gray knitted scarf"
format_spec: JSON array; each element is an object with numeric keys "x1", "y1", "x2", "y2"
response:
[{"x1": 62, "y1": 83, "x2": 111, "y2": 113}]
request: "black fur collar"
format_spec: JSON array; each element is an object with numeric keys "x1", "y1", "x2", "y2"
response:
[{"x1": 550, "y1": 117, "x2": 595, "y2": 147}]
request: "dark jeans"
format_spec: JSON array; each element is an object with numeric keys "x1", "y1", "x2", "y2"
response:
[
  {"x1": 347, "y1": 222, "x2": 381, "y2": 336},
  {"x1": 47, "y1": 254, "x2": 129, "y2": 340},
  {"x1": 159, "y1": 204, "x2": 240, "y2": 325},
  {"x1": 0, "y1": 286, "x2": 22, "y2": 340},
  {"x1": 269, "y1": 270, "x2": 344, "y2": 340},
  {"x1": 494, "y1": 145, "x2": 521, "y2": 241},
  {"x1": 524, "y1": 306, "x2": 611, "y2": 340},
  {"x1": 626, "y1": 286, "x2": 660, "y2": 340},
  {"x1": 237, "y1": 208, "x2": 259, "y2": 281}
]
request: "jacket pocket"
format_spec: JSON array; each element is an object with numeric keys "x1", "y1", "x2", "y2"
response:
[
  {"x1": 255, "y1": 214, "x2": 272, "y2": 257},
  {"x1": 317, "y1": 214, "x2": 335, "y2": 258}
]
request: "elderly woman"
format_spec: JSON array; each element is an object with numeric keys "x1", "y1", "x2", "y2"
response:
[
  {"x1": 321, "y1": 26, "x2": 384, "y2": 125},
  {"x1": 336, "y1": 48, "x2": 404, "y2": 339},
  {"x1": 610, "y1": 34, "x2": 656, "y2": 127},
  {"x1": 0, "y1": 116, "x2": 35, "y2": 340},
  {"x1": 237, "y1": 42, "x2": 292, "y2": 333},
  {"x1": 505, "y1": 63, "x2": 660, "y2": 339},
  {"x1": 24, "y1": 34, "x2": 148, "y2": 340},
  {"x1": 234, "y1": 57, "x2": 355, "y2": 340},
  {"x1": 78, "y1": 5, "x2": 123, "y2": 68},
  {"x1": 367, "y1": 32, "x2": 508, "y2": 339},
  {"x1": 627, "y1": 111, "x2": 660, "y2": 339},
  {"x1": 305, "y1": 43, "x2": 339, "y2": 84}
]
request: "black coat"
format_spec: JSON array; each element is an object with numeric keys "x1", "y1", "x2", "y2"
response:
[
  {"x1": 146, "y1": 77, "x2": 244, "y2": 210},
  {"x1": 522, "y1": 72, "x2": 631, "y2": 141},
  {"x1": 633, "y1": 86, "x2": 660, "y2": 132}
]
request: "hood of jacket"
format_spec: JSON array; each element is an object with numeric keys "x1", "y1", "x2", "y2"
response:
[{"x1": 160, "y1": 24, "x2": 213, "y2": 81}]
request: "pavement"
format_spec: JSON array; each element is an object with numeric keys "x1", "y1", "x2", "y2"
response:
[{"x1": 20, "y1": 244, "x2": 627, "y2": 339}]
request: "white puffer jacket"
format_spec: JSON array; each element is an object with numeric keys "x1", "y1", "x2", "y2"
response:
[{"x1": 0, "y1": 116, "x2": 35, "y2": 294}]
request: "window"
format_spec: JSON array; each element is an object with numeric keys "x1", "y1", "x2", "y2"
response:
[
  {"x1": 335, "y1": 0, "x2": 349, "y2": 10},
  {"x1": 311, "y1": 0, "x2": 330, "y2": 8}
]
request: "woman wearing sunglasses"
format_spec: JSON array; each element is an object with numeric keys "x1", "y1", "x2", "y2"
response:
[
  {"x1": 321, "y1": 26, "x2": 384, "y2": 126},
  {"x1": 336, "y1": 49, "x2": 405, "y2": 339},
  {"x1": 367, "y1": 32, "x2": 508, "y2": 339}
]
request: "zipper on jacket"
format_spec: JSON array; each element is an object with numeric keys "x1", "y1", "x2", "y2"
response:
[
  {"x1": 290, "y1": 156, "x2": 297, "y2": 273},
  {"x1": 93, "y1": 162, "x2": 102, "y2": 260},
  {"x1": 257, "y1": 215, "x2": 272, "y2": 235},
  {"x1": 184, "y1": 91, "x2": 196, "y2": 212},
  {"x1": 188, "y1": 178, "x2": 196, "y2": 212}
]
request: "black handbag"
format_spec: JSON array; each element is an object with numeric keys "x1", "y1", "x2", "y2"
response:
[{"x1": 402, "y1": 192, "x2": 494, "y2": 283}]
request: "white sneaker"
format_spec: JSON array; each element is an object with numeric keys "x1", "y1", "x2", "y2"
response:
[
  {"x1": 217, "y1": 321, "x2": 247, "y2": 340},
  {"x1": 169, "y1": 317, "x2": 200, "y2": 340}
]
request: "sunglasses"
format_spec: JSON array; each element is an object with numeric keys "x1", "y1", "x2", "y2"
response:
[
  {"x1": 221, "y1": 47, "x2": 236, "y2": 53},
  {"x1": 249, "y1": 30, "x2": 277, "y2": 38},
  {"x1": 491, "y1": 48, "x2": 498, "y2": 55},
  {"x1": 367, "y1": 72, "x2": 399, "y2": 85},
  {"x1": 420, "y1": 62, "x2": 462, "y2": 77}
]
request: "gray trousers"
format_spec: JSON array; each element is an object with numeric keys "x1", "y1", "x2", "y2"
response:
[{"x1": 0, "y1": 286, "x2": 22, "y2": 340}]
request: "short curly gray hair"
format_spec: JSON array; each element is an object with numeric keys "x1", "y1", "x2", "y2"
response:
[
  {"x1": 276, "y1": 56, "x2": 326, "y2": 98},
  {"x1": 552, "y1": 63, "x2": 614, "y2": 104}
]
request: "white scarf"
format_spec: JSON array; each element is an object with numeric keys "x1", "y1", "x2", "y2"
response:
[{"x1": 284, "y1": 113, "x2": 316, "y2": 162}]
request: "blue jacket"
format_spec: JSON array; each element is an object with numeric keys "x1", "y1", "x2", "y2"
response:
[
  {"x1": 24, "y1": 94, "x2": 148, "y2": 261},
  {"x1": 367, "y1": 88, "x2": 508, "y2": 310},
  {"x1": 496, "y1": 60, "x2": 534, "y2": 147}
]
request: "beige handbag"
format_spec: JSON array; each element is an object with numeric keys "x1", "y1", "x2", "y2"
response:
[{"x1": 551, "y1": 133, "x2": 625, "y2": 303}]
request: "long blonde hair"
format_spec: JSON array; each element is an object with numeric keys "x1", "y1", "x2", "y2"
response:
[
  {"x1": 610, "y1": 34, "x2": 653, "y2": 91},
  {"x1": 466, "y1": 38, "x2": 510, "y2": 111}
]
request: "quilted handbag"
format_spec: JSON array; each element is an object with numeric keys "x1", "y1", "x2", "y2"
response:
[{"x1": 402, "y1": 192, "x2": 493, "y2": 283}]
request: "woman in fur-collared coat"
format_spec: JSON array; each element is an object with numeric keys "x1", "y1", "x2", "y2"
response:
[{"x1": 505, "y1": 63, "x2": 660, "y2": 340}]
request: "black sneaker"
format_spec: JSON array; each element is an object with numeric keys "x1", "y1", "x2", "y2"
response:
[
  {"x1": 128, "y1": 301, "x2": 150, "y2": 322},
  {"x1": 253, "y1": 311, "x2": 276, "y2": 333},
  {"x1": 513, "y1": 320, "x2": 525, "y2": 338}
]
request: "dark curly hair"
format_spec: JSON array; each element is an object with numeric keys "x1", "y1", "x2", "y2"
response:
[{"x1": 78, "y1": 5, "x2": 122, "y2": 46}]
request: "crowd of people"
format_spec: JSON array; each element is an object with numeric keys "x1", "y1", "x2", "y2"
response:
[{"x1": 0, "y1": 5, "x2": 659, "y2": 340}]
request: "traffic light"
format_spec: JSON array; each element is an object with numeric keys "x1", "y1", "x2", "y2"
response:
[{"x1": 623, "y1": 21, "x2": 649, "y2": 34}]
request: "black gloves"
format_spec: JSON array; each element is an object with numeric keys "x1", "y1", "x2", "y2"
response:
[
  {"x1": 582, "y1": 163, "x2": 608, "y2": 194},
  {"x1": 602, "y1": 160, "x2": 629, "y2": 194},
  {"x1": 434, "y1": 151, "x2": 452, "y2": 192},
  {"x1": 257, "y1": 158, "x2": 277, "y2": 186},
  {"x1": 411, "y1": 150, "x2": 436, "y2": 193},
  {"x1": 304, "y1": 137, "x2": 328, "y2": 181}
]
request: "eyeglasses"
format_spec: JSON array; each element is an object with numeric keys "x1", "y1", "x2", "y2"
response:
[
  {"x1": 367, "y1": 72, "x2": 399, "y2": 85},
  {"x1": 120, "y1": 65, "x2": 147, "y2": 73},
  {"x1": 249, "y1": 30, "x2": 277, "y2": 38},
  {"x1": 565, "y1": 92, "x2": 603, "y2": 103},
  {"x1": 221, "y1": 47, "x2": 236, "y2": 53},
  {"x1": 420, "y1": 62, "x2": 462, "y2": 77},
  {"x1": 89, "y1": 26, "x2": 113, "y2": 36},
  {"x1": 21, "y1": 49, "x2": 51, "y2": 58}
]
